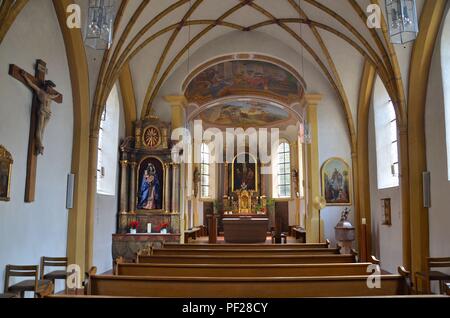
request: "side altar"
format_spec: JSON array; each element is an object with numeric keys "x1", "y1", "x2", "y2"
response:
[{"x1": 112, "y1": 115, "x2": 181, "y2": 261}]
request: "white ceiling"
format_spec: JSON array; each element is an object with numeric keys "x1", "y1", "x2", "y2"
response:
[{"x1": 85, "y1": 0, "x2": 426, "y2": 129}]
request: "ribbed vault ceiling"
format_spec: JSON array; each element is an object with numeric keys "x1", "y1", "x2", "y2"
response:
[{"x1": 81, "y1": 0, "x2": 425, "y2": 146}]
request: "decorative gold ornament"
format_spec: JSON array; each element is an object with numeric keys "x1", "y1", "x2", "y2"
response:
[{"x1": 142, "y1": 125, "x2": 161, "y2": 148}]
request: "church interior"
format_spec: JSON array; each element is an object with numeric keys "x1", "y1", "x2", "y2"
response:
[{"x1": 1, "y1": 0, "x2": 450, "y2": 300}]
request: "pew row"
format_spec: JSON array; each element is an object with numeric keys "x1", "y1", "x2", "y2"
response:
[
  {"x1": 151, "y1": 247, "x2": 341, "y2": 256},
  {"x1": 115, "y1": 262, "x2": 373, "y2": 277},
  {"x1": 163, "y1": 241, "x2": 331, "y2": 249},
  {"x1": 87, "y1": 275, "x2": 408, "y2": 297},
  {"x1": 136, "y1": 254, "x2": 357, "y2": 264}
]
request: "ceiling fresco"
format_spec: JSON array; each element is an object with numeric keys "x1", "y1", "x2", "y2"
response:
[
  {"x1": 198, "y1": 99, "x2": 291, "y2": 128},
  {"x1": 185, "y1": 60, "x2": 304, "y2": 106}
]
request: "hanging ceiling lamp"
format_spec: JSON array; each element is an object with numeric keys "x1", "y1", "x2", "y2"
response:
[
  {"x1": 385, "y1": 0, "x2": 419, "y2": 44},
  {"x1": 85, "y1": 0, "x2": 117, "y2": 50}
]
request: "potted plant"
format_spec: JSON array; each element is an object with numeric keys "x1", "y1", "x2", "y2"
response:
[
  {"x1": 129, "y1": 221, "x2": 139, "y2": 234},
  {"x1": 160, "y1": 222, "x2": 169, "y2": 234},
  {"x1": 213, "y1": 200, "x2": 223, "y2": 215}
]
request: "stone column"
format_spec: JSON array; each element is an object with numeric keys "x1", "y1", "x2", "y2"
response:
[
  {"x1": 164, "y1": 163, "x2": 171, "y2": 213},
  {"x1": 165, "y1": 95, "x2": 186, "y2": 241},
  {"x1": 129, "y1": 161, "x2": 137, "y2": 214},
  {"x1": 260, "y1": 163, "x2": 267, "y2": 197},
  {"x1": 172, "y1": 164, "x2": 179, "y2": 213},
  {"x1": 224, "y1": 162, "x2": 229, "y2": 197},
  {"x1": 119, "y1": 159, "x2": 129, "y2": 233},
  {"x1": 305, "y1": 94, "x2": 322, "y2": 243},
  {"x1": 119, "y1": 160, "x2": 129, "y2": 213}
]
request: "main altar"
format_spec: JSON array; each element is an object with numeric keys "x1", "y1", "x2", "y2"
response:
[
  {"x1": 220, "y1": 153, "x2": 271, "y2": 243},
  {"x1": 112, "y1": 115, "x2": 181, "y2": 261}
]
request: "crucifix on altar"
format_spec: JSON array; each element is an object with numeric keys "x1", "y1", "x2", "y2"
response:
[{"x1": 9, "y1": 59, "x2": 63, "y2": 203}]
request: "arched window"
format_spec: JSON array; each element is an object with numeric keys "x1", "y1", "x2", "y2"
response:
[
  {"x1": 97, "y1": 85, "x2": 120, "y2": 195},
  {"x1": 441, "y1": 10, "x2": 450, "y2": 179},
  {"x1": 200, "y1": 143, "x2": 211, "y2": 198},
  {"x1": 374, "y1": 100, "x2": 399, "y2": 189},
  {"x1": 277, "y1": 141, "x2": 291, "y2": 198}
]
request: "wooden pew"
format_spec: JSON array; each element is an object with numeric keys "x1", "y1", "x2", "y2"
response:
[
  {"x1": 87, "y1": 274, "x2": 408, "y2": 297},
  {"x1": 116, "y1": 262, "x2": 373, "y2": 277},
  {"x1": 163, "y1": 241, "x2": 331, "y2": 249},
  {"x1": 151, "y1": 247, "x2": 341, "y2": 256},
  {"x1": 137, "y1": 254, "x2": 357, "y2": 264}
]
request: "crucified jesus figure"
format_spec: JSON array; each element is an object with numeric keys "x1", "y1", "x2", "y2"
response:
[{"x1": 21, "y1": 70, "x2": 61, "y2": 155}]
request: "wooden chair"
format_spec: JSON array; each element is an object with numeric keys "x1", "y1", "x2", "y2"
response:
[
  {"x1": 4, "y1": 265, "x2": 52, "y2": 298},
  {"x1": 40, "y1": 257, "x2": 68, "y2": 290},
  {"x1": 415, "y1": 257, "x2": 450, "y2": 294}
]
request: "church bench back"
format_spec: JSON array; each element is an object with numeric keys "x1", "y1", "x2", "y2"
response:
[
  {"x1": 137, "y1": 254, "x2": 356, "y2": 264},
  {"x1": 151, "y1": 248, "x2": 341, "y2": 256},
  {"x1": 116, "y1": 262, "x2": 373, "y2": 277},
  {"x1": 163, "y1": 241, "x2": 331, "y2": 249},
  {"x1": 88, "y1": 275, "x2": 407, "y2": 297}
]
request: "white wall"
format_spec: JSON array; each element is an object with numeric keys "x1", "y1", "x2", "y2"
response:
[
  {"x1": 368, "y1": 77, "x2": 403, "y2": 274},
  {"x1": 317, "y1": 89, "x2": 354, "y2": 247},
  {"x1": 92, "y1": 85, "x2": 126, "y2": 274},
  {"x1": 0, "y1": 0, "x2": 73, "y2": 293},
  {"x1": 425, "y1": 5, "x2": 450, "y2": 292}
]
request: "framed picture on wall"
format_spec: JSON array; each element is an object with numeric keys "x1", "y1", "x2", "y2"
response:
[
  {"x1": 0, "y1": 145, "x2": 13, "y2": 202},
  {"x1": 321, "y1": 157, "x2": 351, "y2": 206},
  {"x1": 381, "y1": 198, "x2": 392, "y2": 226}
]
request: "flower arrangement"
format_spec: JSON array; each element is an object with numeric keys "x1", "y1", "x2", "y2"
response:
[
  {"x1": 160, "y1": 222, "x2": 169, "y2": 229},
  {"x1": 158, "y1": 222, "x2": 169, "y2": 234},
  {"x1": 129, "y1": 221, "x2": 139, "y2": 230}
]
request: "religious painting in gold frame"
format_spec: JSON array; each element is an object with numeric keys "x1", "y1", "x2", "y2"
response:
[
  {"x1": 321, "y1": 157, "x2": 351, "y2": 206},
  {"x1": 0, "y1": 145, "x2": 13, "y2": 202},
  {"x1": 231, "y1": 153, "x2": 258, "y2": 192},
  {"x1": 136, "y1": 156, "x2": 164, "y2": 211},
  {"x1": 381, "y1": 198, "x2": 392, "y2": 226}
]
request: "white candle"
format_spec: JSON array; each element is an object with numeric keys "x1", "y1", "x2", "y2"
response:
[{"x1": 147, "y1": 223, "x2": 152, "y2": 233}]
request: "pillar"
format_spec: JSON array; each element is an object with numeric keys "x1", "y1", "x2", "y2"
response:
[
  {"x1": 118, "y1": 159, "x2": 129, "y2": 233},
  {"x1": 305, "y1": 94, "x2": 322, "y2": 243},
  {"x1": 129, "y1": 161, "x2": 137, "y2": 214},
  {"x1": 172, "y1": 164, "x2": 179, "y2": 213},
  {"x1": 164, "y1": 163, "x2": 171, "y2": 213},
  {"x1": 119, "y1": 159, "x2": 129, "y2": 213},
  {"x1": 165, "y1": 96, "x2": 186, "y2": 241}
]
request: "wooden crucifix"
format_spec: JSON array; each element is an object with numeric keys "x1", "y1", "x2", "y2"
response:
[{"x1": 9, "y1": 60, "x2": 63, "y2": 203}]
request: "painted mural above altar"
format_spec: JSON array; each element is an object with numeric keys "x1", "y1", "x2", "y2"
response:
[
  {"x1": 185, "y1": 60, "x2": 304, "y2": 106},
  {"x1": 199, "y1": 100, "x2": 290, "y2": 128}
]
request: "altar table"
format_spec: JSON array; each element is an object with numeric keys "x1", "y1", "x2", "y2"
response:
[{"x1": 222, "y1": 217, "x2": 269, "y2": 243}]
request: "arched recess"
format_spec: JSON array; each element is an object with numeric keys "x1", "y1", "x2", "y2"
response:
[
  {"x1": 52, "y1": 0, "x2": 90, "y2": 274},
  {"x1": 407, "y1": 0, "x2": 447, "y2": 292}
]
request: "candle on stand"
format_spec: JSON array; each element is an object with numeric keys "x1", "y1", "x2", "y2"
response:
[{"x1": 147, "y1": 223, "x2": 152, "y2": 233}]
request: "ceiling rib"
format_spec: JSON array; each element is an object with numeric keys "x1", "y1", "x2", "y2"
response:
[
  {"x1": 90, "y1": 0, "x2": 407, "y2": 138},
  {"x1": 141, "y1": 0, "x2": 204, "y2": 118}
]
